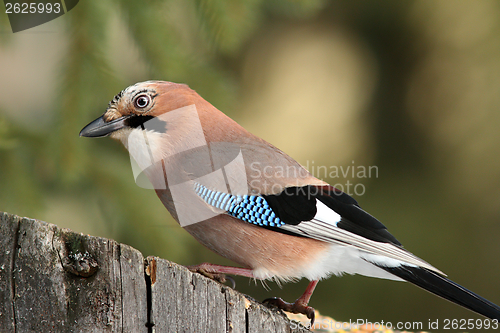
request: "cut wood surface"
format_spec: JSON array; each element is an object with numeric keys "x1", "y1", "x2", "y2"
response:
[{"x1": 0, "y1": 212, "x2": 309, "y2": 333}]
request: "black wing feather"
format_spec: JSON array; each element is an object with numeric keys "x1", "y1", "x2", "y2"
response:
[
  {"x1": 263, "y1": 185, "x2": 401, "y2": 245},
  {"x1": 262, "y1": 187, "x2": 317, "y2": 225},
  {"x1": 314, "y1": 186, "x2": 401, "y2": 245},
  {"x1": 377, "y1": 264, "x2": 500, "y2": 320}
]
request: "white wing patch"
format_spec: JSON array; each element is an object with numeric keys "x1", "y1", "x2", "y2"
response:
[{"x1": 313, "y1": 200, "x2": 341, "y2": 226}]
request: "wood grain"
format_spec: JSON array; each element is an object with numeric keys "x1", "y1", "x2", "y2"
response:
[{"x1": 0, "y1": 212, "x2": 308, "y2": 333}]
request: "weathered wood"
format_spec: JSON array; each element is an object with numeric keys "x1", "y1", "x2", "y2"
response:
[
  {"x1": 0, "y1": 212, "x2": 18, "y2": 332},
  {"x1": 0, "y1": 212, "x2": 309, "y2": 333},
  {"x1": 0, "y1": 212, "x2": 148, "y2": 333}
]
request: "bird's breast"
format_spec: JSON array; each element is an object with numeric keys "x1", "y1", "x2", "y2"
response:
[{"x1": 183, "y1": 214, "x2": 331, "y2": 281}]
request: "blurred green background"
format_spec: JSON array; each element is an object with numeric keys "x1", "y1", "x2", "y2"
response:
[{"x1": 1, "y1": 0, "x2": 500, "y2": 330}]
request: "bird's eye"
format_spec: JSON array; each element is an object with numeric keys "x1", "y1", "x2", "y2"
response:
[{"x1": 134, "y1": 94, "x2": 151, "y2": 109}]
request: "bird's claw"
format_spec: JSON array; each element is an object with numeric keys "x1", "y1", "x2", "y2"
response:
[
  {"x1": 263, "y1": 297, "x2": 315, "y2": 325},
  {"x1": 187, "y1": 265, "x2": 236, "y2": 289},
  {"x1": 188, "y1": 266, "x2": 227, "y2": 283},
  {"x1": 225, "y1": 275, "x2": 236, "y2": 289}
]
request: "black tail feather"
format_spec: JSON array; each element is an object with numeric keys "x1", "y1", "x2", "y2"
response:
[{"x1": 378, "y1": 264, "x2": 500, "y2": 320}]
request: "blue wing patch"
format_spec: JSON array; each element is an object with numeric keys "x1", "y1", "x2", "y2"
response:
[{"x1": 194, "y1": 183, "x2": 285, "y2": 227}]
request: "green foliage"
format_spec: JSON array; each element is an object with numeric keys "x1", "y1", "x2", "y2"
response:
[
  {"x1": 194, "y1": 0, "x2": 263, "y2": 55},
  {"x1": 0, "y1": 118, "x2": 44, "y2": 217},
  {"x1": 265, "y1": 0, "x2": 327, "y2": 18},
  {"x1": 51, "y1": 1, "x2": 119, "y2": 186},
  {"x1": 0, "y1": 116, "x2": 16, "y2": 150},
  {"x1": 0, "y1": 8, "x2": 12, "y2": 43}
]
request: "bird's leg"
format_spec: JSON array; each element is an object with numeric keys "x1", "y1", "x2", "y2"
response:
[
  {"x1": 186, "y1": 263, "x2": 254, "y2": 287},
  {"x1": 188, "y1": 263, "x2": 319, "y2": 324},
  {"x1": 264, "y1": 280, "x2": 318, "y2": 325}
]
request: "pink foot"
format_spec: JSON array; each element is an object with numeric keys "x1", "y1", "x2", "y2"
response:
[
  {"x1": 264, "y1": 280, "x2": 318, "y2": 325},
  {"x1": 264, "y1": 297, "x2": 315, "y2": 324}
]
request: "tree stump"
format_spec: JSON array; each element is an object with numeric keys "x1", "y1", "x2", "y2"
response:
[{"x1": 0, "y1": 212, "x2": 309, "y2": 332}]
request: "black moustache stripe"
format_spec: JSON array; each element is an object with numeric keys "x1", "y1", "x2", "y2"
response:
[{"x1": 125, "y1": 115, "x2": 155, "y2": 128}]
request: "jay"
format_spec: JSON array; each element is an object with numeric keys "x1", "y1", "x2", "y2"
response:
[{"x1": 80, "y1": 81, "x2": 500, "y2": 323}]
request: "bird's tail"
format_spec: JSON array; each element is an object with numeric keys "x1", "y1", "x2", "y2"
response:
[{"x1": 377, "y1": 264, "x2": 500, "y2": 320}]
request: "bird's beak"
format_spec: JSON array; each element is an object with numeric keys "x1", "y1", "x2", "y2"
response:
[{"x1": 79, "y1": 115, "x2": 131, "y2": 137}]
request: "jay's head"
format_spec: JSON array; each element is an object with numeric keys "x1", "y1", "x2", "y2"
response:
[
  {"x1": 80, "y1": 80, "x2": 252, "y2": 195},
  {"x1": 79, "y1": 81, "x2": 201, "y2": 141},
  {"x1": 80, "y1": 80, "x2": 250, "y2": 183}
]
